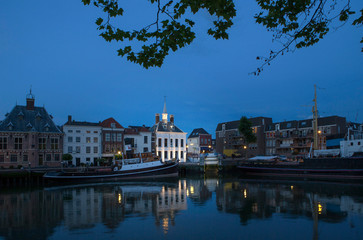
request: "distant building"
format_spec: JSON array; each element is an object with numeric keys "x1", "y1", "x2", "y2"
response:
[
  {"x1": 187, "y1": 128, "x2": 212, "y2": 156},
  {"x1": 62, "y1": 115, "x2": 102, "y2": 166},
  {"x1": 0, "y1": 91, "x2": 63, "y2": 168},
  {"x1": 99, "y1": 118, "x2": 124, "y2": 161},
  {"x1": 265, "y1": 116, "x2": 347, "y2": 158},
  {"x1": 124, "y1": 125, "x2": 152, "y2": 157},
  {"x1": 215, "y1": 117, "x2": 272, "y2": 157},
  {"x1": 150, "y1": 100, "x2": 187, "y2": 162}
]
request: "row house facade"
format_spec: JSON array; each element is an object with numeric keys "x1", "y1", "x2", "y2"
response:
[
  {"x1": 99, "y1": 118, "x2": 124, "y2": 160},
  {"x1": 124, "y1": 125, "x2": 152, "y2": 157},
  {"x1": 0, "y1": 93, "x2": 63, "y2": 168},
  {"x1": 187, "y1": 128, "x2": 212, "y2": 157},
  {"x1": 150, "y1": 102, "x2": 187, "y2": 162},
  {"x1": 265, "y1": 116, "x2": 347, "y2": 158},
  {"x1": 215, "y1": 117, "x2": 272, "y2": 157},
  {"x1": 62, "y1": 116, "x2": 102, "y2": 166}
]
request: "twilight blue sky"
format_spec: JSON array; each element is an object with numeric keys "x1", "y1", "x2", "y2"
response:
[{"x1": 1, "y1": 1, "x2": 362, "y2": 137}]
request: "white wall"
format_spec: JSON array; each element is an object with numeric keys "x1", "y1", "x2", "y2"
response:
[
  {"x1": 155, "y1": 132, "x2": 187, "y2": 162},
  {"x1": 63, "y1": 125, "x2": 102, "y2": 165}
]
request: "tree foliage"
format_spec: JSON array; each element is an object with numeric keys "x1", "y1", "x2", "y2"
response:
[
  {"x1": 82, "y1": 0, "x2": 362, "y2": 71},
  {"x1": 62, "y1": 153, "x2": 73, "y2": 161},
  {"x1": 253, "y1": 0, "x2": 363, "y2": 75},
  {"x1": 238, "y1": 116, "x2": 257, "y2": 145},
  {"x1": 82, "y1": 0, "x2": 236, "y2": 69}
]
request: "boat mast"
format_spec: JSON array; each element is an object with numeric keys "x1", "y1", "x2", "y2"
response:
[{"x1": 312, "y1": 85, "x2": 319, "y2": 150}]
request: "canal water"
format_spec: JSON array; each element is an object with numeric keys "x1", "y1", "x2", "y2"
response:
[{"x1": 0, "y1": 175, "x2": 363, "y2": 240}]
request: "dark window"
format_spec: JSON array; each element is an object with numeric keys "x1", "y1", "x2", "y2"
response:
[
  {"x1": 143, "y1": 147, "x2": 148, "y2": 152},
  {"x1": 164, "y1": 151, "x2": 168, "y2": 159},
  {"x1": 54, "y1": 154, "x2": 60, "y2": 161},
  {"x1": 86, "y1": 147, "x2": 91, "y2": 153},
  {"x1": 170, "y1": 151, "x2": 173, "y2": 159},
  {"x1": 144, "y1": 136, "x2": 148, "y2": 144},
  {"x1": 51, "y1": 138, "x2": 59, "y2": 149},
  {"x1": 175, "y1": 139, "x2": 178, "y2": 147},
  {"x1": 181, "y1": 139, "x2": 184, "y2": 147},
  {"x1": 170, "y1": 139, "x2": 173, "y2": 147},
  {"x1": 158, "y1": 138, "x2": 162, "y2": 147},
  {"x1": 76, "y1": 137, "x2": 81, "y2": 143},
  {"x1": 158, "y1": 151, "x2": 161, "y2": 157},
  {"x1": 10, "y1": 154, "x2": 17, "y2": 162},
  {"x1": 39, "y1": 138, "x2": 46, "y2": 149},
  {"x1": 23, "y1": 155, "x2": 28, "y2": 162},
  {"x1": 0, "y1": 137, "x2": 7, "y2": 150},
  {"x1": 86, "y1": 158, "x2": 90, "y2": 162},
  {"x1": 14, "y1": 138, "x2": 22, "y2": 150},
  {"x1": 0, "y1": 155, "x2": 4, "y2": 162},
  {"x1": 68, "y1": 136, "x2": 72, "y2": 142},
  {"x1": 164, "y1": 138, "x2": 168, "y2": 147},
  {"x1": 180, "y1": 151, "x2": 184, "y2": 159},
  {"x1": 46, "y1": 154, "x2": 51, "y2": 161}
]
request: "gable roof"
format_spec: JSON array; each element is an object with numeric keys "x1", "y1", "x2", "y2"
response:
[
  {"x1": 188, "y1": 128, "x2": 210, "y2": 138},
  {"x1": 0, "y1": 105, "x2": 62, "y2": 133},
  {"x1": 99, "y1": 117, "x2": 123, "y2": 128}
]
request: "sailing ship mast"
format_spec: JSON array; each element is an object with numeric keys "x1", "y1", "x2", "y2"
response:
[{"x1": 312, "y1": 85, "x2": 319, "y2": 150}]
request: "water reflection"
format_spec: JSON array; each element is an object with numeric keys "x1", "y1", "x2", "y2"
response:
[{"x1": 0, "y1": 178, "x2": 363, "y2": 240}]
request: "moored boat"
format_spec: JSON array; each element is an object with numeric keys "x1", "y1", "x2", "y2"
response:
[
  {"x1": 238, "y1": 157, "x2": 363, "y2": 180},
  {"x1": 43, "y1": 157, "x2": 179, "y2": 182}
]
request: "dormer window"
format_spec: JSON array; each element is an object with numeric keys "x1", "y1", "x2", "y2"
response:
[
  {"x1": 7, "y1": 122, "x2": 13, "y2": 131},
  {"x1": 18, "y1": 111, "x2": 24, "y2": 120},
  {"x1": 36, "y1": 112, "x2": 42, "y2": 120},
  {"x1": 44, "y1": 123, "x2": 50, "y2": 132},
  {"x1": 26, "y1": 123, "x2": 33, "y2": 130}
]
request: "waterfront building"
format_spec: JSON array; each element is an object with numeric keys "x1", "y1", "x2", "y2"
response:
[
  {"x1": 265, "y1": 116, "x2": 347, "y2": 158},
  {"x1": 0, "y1": 92, "x2": 63, "y2": 168},
  {"x1": 215, "y1": 117, "x2": 272, "y2": 157},
  {"x1": 62, "y1": 116, "x2": 102, "y2": 166},
  {"x1": 150, "y1": 101, "x2": 187, "y2": 162},
  {"x1": 187, "y1": 128, "x2": 212, "y2": 158},
  {"x1": 99, "y1": 118, "x2": 124, "y2": 161},
  {"x1": 123, "y1": 125, "x2": 152, "y2": 157}
]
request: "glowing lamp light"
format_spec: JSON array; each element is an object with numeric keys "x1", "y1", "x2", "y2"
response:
[
  {"x1": 243, "y1": 146, "x2": 247, "y2": 149},
  {"x1": 318, "y1": 203, "x2": 323, "y2": 215}
]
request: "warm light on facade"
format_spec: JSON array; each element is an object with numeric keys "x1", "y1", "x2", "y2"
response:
[
  {"x1": 290, "y1": 185, "x2": 294, "y2": 190},
  {"x1": 190, "y1": 186, "x2": 194, "y2": 194},
  {"x1": 318, "y1": 202, "x2": 323, "y2": 215},
  {"x1": 118, "y1": 193, "x2": 122, "y2": 204},
  {"x1": 243, "y1": 189, "x2": 247, "y2": 199},
  {"x1": 243, "y1": 146, "x2": 247, "y2": 149}
]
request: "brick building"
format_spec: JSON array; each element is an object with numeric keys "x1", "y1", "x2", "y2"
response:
[
  {"x1": 0, "y1": 92, "x2": 63, "y2": 168},
  {"x1": 99, "y1": 117, "x2": 124, "y2": 160},
  {"x1": 215, "y1": 117, "x2": 272, "y2": 157}
]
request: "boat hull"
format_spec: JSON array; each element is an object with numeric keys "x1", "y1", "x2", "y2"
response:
[
  {"x1": 44, "y1": 161, "x2": 179, "y2": 183},
  {"x1": 238, "y1": 165, "x2": 363, "y2": 180},
  {"x1": 238, "y1": 158, "x2": 363, "y2": 180}
]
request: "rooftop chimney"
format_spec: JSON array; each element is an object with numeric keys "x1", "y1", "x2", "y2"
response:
[
  {"x1": 155, "y1": 114, "x2": 160, "y2": 124},
  {"x1": 26, "y1": 89, "x2": 35, "y2": 111},
  {"x1": 68, "y1": 115, "x2": 72, "y2": 124},
  {"x1": 170, "y1": 114, "x2": 174, "y2": 123}
]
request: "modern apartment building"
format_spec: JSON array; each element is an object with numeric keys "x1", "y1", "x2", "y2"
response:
[{"x1": 215, "y1": 117, "x2": 272, "y2": 157}]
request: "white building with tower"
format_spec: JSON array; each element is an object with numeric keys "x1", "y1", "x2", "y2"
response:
[{"x1": 150, "y1": 100, "x2": 187, "y2": 162}]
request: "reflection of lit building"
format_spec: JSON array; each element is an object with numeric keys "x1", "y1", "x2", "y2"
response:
[
  {"x1": 0, "y1": 190, "x2": 63, "y2": 240},
  {"x1": 215, "y1": 181, "x2": 363, "y2": 225},
  {"x1": 62, "y1": 187, "x2": 103, "y2": 230}
]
